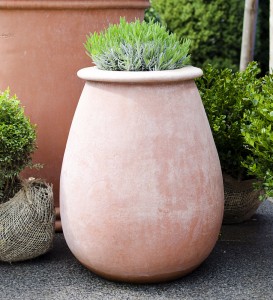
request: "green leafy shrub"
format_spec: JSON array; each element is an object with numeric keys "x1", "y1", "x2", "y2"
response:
[
  {"x1": 196, "y1": 62, "x2": 262, "y2": 180},
  {"x1": 151, "y1": 0, "x2": 244, "y2": 70},
  {"x1": 0, "y1": 89, "x2": 37, "y2": 202},
  {"x1": 242, "y1": 75, "x2": 273, "y2": 198},
  {"x1": 84, "y1": 17, "x2": 191, "y2": 71}
]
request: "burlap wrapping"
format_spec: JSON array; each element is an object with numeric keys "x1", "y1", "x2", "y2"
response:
[
  {"x1": 0, "y1": 179, "x2": 55, "y2": 262},
  {"x1": 223, "y1": 173, "x2": 262, "y2": 224}
]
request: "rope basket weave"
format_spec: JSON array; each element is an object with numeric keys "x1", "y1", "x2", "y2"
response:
[
  {"x1": 223, "y1": 173, "x2": 262, "y2": 224},
  {"x1": 0, "y1": 179, "x2": 55, "y2": 262}
]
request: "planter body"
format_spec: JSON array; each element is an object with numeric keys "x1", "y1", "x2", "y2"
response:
[
  {"x1": 60, "y1": 67, "x2": 224, "y2": 283},
  {"x1": 0, "y1": 0, "x2": 149, "y2": 207}
]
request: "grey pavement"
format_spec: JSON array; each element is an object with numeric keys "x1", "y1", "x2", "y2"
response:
[{"x1": 1, "y1": 200, "x2": 273, "y2": 300}]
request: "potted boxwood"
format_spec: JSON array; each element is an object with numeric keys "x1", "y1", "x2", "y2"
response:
[
  {"x1": 0, "y1": 89, "x2": 55, "y2": 262},
  {"x1": 196, "y1": 62, "x2": 264, "y2": 224},
  {"x1": 60, "y1": 18, "x2": 224, "y2": 283},
  {"x1": 242, "y1": 74, "x2": 273, "y2": 200}
]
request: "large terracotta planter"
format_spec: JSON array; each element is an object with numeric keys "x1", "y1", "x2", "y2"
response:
[
  {"x1": 60, "y1": 67, "x2": 224, "y2": 283},
  {"x1": 0, "y1": 0, "x2": 149, "y2": 209}
]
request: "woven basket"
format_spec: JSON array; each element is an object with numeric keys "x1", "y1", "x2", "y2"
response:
[
  {"x1": 0, "y1": 179, "x2": 55, "y2": 262},
  {"x1": 223, "y1": 173, "x2": 262, "y2": 224}
]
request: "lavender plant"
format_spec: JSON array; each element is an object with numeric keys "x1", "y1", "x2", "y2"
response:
[{"x1": 84, "y1": 18, "x2": 191, "y2": 71}]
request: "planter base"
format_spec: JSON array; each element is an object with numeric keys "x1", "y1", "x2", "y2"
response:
[{"x1": 81, "y1": 262, "x2": 200, "y2": 284}]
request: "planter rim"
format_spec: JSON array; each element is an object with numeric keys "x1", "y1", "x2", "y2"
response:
[
  {"x1": 0, "y1": 0, "x2": 150, "y2": 10},
  {"x1": 77, "y1": 66, "x2": 203, "y2": 83}
]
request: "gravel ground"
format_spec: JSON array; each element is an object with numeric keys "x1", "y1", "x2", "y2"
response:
[{"x1": 1, "y1": 200, "x2": 272, "y2": 300}]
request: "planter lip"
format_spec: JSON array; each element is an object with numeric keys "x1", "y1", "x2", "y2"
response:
[
  {"x1": 77, "y1": 66, "x2": 203, "y2": 83},
  {"x1": 0, "y1": 0, "x2": 150, "y2": 10}
]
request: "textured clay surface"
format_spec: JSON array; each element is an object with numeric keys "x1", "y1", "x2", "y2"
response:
[{"x1": 60, "y1": 67, "x2": 224, "y2": 283}]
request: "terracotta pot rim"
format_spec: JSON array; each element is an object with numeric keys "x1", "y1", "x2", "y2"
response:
[
  {"x1": 0, "y1": 0, "x2": 150, "y2": 10},
  {"x1": 77, "y1": 66, "x2": 203, "y2": 83}
]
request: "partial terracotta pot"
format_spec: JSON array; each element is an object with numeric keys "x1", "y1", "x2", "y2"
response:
[
  {"x1": 0, "y1": 0, "x2": 149, "y2": 209},
  {"x1": 60, "y1": 66, "x2": 224, "y2": 283}
]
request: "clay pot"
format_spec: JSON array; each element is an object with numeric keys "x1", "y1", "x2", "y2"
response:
[
  {"x1": 0, "y1": 0, "x2": 149, "y2": 208},
  {"x1": 60, "y1": 66, "x2": 224, "y2": 283}
]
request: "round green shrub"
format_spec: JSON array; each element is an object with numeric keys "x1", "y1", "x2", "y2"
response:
[
  {"x1": 84, "y1": 17, "x2": 191, "y2": 71},
  {"x1": 196, "y1": 62, "x2": 262, "y2": 180},
  {"x1": 0, "y1": 89, "x2": 37, "y2": 201},
  {"x1": 242, "y1": 75, "x2": 273, "y2": 199}
]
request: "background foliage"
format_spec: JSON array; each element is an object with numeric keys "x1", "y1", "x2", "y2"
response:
[
  {"x1": 254, "y1": 0, "x2": 269, "y2": 75},
  {"x1": 148, "y1": 0, "x2": 269, "y2": 73},
  {"x1": 149, "y1": 0, "x2": 244, "y2": 70}
]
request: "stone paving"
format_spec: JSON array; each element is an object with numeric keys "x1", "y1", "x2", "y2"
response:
[{"x1": 1, "y1": 200, "x2": 273, "y2": 300}]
